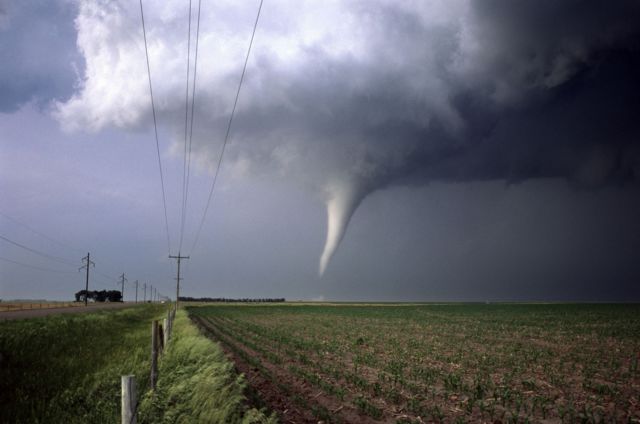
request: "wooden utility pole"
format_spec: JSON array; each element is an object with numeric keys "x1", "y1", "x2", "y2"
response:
[
  {"x1": 150, "y1": 285, "x2": 153, "y2": 303},
  {"x1": 134, "y1": 280, "x2": 138, "y2": 303},
  {"x1": 79, "y1": 252, "x2": 95, "y2": 306},
  {"x1": 169, "y1": 253, "x2": 189, "y2": 310},
  {"x1": 119, "y1": 273, "x2": 127, "y2": 303},
  {"x1": 143, "y1": 283, "x2": 147, "y2": 302}
]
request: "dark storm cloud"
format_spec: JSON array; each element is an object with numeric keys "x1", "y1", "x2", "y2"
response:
[
  {"x1": 242, "y1": 0, "x2": 640, "y2": 189},
  {"x1": 396, "y1": 0, "x2": 640, "y2": 187},
  {"x1": 56, "y1": 0, "x2": 640, "y2": 274},
  {"x1": 233, "y1": 1, "x2": 640, "y2": 272},
  {"x1": 398, "y1": 49, "x2": 640, "y2": 186},
  {"x1": 0, "y1": 0, "x2": 81, "y2": 112}
]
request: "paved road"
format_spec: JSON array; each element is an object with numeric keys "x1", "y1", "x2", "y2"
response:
[{"x1": 0, "y1": 302, "x2": 143, "y2": 321}]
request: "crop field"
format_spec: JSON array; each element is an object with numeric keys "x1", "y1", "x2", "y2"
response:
[{"x1": 190, "y1": 303, "x2": 640, "y2": 423}]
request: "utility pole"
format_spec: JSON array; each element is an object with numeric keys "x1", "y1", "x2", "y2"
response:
[
  {"x1": 119, "y1": 273, "x2": 128, "y2": 303},
  {"x1": 169, "y1": 253, "x2": 189, "y2": 310},
  {"x1": 143, "y1": 283, "x2": 147, "y2": 303},
  {"x1": 79, "y1": 252, "x2": 95, "y2": 306},
  {"x1": 134, "y1": 280, "x2": 139, "y2": 303}
]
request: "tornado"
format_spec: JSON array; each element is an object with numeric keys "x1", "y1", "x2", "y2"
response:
[{"x1": 318, "y1": 179, "x2": 369, "y2": 276}]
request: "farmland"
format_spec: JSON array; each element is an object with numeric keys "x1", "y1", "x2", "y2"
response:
[
  {"x1": 190, "y1": 303, "x2": 640, "y2": 423},
  {"x1": 0, "y1": 304, "x2": 165, "y2": 423},
  {"x1": 0, "y1": 303, "x2": 275, "y2": 423}
]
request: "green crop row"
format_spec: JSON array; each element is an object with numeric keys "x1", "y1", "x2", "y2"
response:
[{"x1": 189, "y1": 303, "x2": 640, "y2": 423}]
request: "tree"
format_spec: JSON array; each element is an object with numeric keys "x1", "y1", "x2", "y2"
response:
[
  {"x1": 94, "y1": 290, "x2": 107, "y2": 302},
  {"x1": 106, "y1": 290, "x2": 122, "y2": 302},
  {"x1": 74, "y1": 289, "x2": 122, "y2": 302},
  {"x1": 75, "y1": 290, "x2": 92, "y2": 302}
]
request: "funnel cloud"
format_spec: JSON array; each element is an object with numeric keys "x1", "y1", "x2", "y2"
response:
[{"x1": 319, "y1": 179, "x2": 371, "y2": 276}]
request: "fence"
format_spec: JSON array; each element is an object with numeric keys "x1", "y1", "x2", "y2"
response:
[
  {"x1": 0, "y1": 302, "x2": 82, "y2": 312},
  {"x1": 121, "y1": 306, "x2": 176, "y2": 424}
]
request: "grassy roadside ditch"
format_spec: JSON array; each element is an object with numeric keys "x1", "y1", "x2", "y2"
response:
[
  {"x1": 0, "y1": 304, "x2": 165, "y2": 423},
  {"x1": 138, "y1": 309, "x2": 276, "y2": 423}
]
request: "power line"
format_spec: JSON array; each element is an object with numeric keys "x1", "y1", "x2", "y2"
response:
[
  {"x1": 0, "y1": 255, "x2": 77, "y2": 274},
  {"x1": 119, "y1": 273, "x2": 128, "y2": 302},
  {"x1": 79, "y1": 252, "x2": 95, "y2": 306},
  {"x1": 169, "y1": 253, "x2": 189, "y2": 310},
  {"x1": 181, "y1": 0, "x2": 202, "y2": 253},
  {"x1": 77, "y1": 251, "x2": 122, "y2": 282},
  {"x1": 0, "y1": 213, "x2": 121, "y2": 280},
  {"x1": 0, "y1": 234, "x2": 77, "y2": 268},
  {"x1": 0, "y1": 233, "x2": 120, "y2": 284},
  {"x1": 0, "y1": 211, "x2": 84, "y2": 254},
  {"x1": 94, "y1": 269, "x2": 118, "y2": 281},
  {"x1": 179, "y1": 0, "x2": 194, "y2": 253},
  {"x1": 0, "y1": 225, "x2": 123, "y2": 294},
  {"x1": 189, "y1": 0, "x2": 264, "y2": 255},
  {"x1": 92, "y1": 271, "x2": 119, "y2": 285},
  {"x1": 139, "y1": 0, "x2": 172, "y2": 254}
]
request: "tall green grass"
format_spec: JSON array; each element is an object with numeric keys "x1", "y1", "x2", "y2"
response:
[
  {"x1": 138, "y1": 310, "x2": 275, "y2": 423},
  {"x1": 0, "y1": 305, "x2": 165, "y2": 423}
]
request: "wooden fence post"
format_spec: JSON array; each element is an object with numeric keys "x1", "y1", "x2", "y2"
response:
[
  {"x1": 121, "y1": 375, "x2": 137, "y2": 424},
  {"x1": 167, "y1": 308, "x2": 173, "y2": 341},
  {"x1": 151, "y1": 320, "x2": 159, "y2": 391},
  {"x1": 163, "y1": 318, "x2": 169, "y2": 347},
  {"x1": 158, "y1": 322, "x2": 164, "y2": 354}
]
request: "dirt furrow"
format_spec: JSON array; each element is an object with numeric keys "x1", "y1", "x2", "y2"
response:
[{"x1": 192, "y1": 315, "x2": 383, "y2": 424}]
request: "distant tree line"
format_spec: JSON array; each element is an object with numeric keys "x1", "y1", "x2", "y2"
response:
[
  {"x1": 179, "y1": 297, "x2": 285, "y2": 303},
  {"x1": 75, "y1": 290, "x2": 122, "y2": 303}
]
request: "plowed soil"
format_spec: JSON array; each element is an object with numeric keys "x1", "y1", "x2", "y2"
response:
[{"x1": 192, "y1": 315, "x2": 381, "y2": 423}]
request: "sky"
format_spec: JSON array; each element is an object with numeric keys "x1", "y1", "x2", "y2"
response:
[{"x1": 1, "y1": 0, "x2": 640, "y2": 302}]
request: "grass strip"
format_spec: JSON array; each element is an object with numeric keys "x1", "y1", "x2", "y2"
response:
[
  {"x1": 0, "y1": 304, "x2": 164, "y2": 423},
  {"x1": 137, "y1": 310, "x2": 276, "y2": 424}
]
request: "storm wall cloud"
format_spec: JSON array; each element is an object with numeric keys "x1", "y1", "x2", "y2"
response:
[{"x1": 53, "y1": 0, "x2": 640, "y2": 274}]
